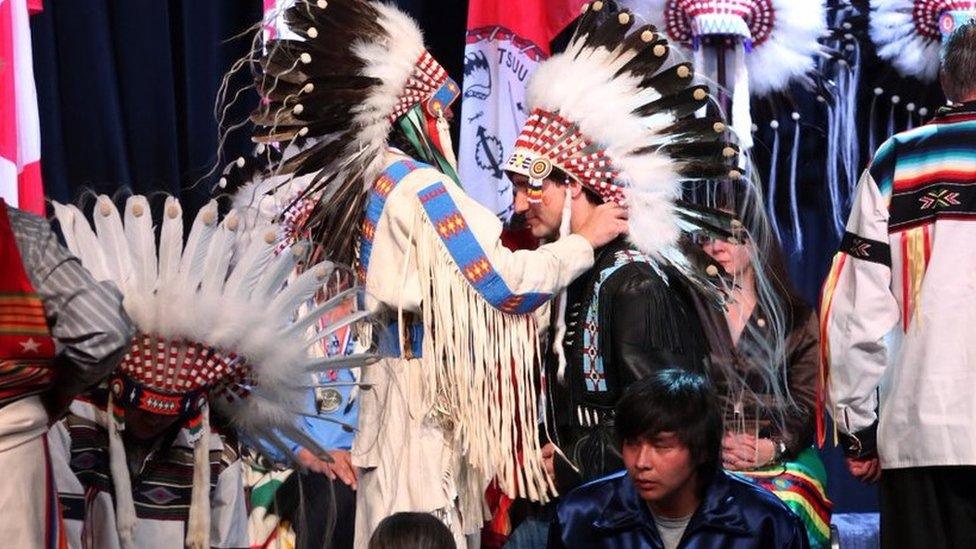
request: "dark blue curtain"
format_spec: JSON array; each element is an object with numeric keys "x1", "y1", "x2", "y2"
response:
[
  {"x1": 29, "y1": 0, "x2": 469, "y2": 213},
  {"x1": 30, "y1": 0, "x2": 261, "y2": 215}
]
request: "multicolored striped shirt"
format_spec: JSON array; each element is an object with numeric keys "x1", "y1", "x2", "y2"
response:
[
  {"x1": 869, "y1": 106, "x2": 976, "y2": 232},
  {"x1": 48, "y1": 394, "x2": 249, "y2": 548}
]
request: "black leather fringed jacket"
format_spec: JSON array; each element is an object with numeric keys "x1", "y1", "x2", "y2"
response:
[{"x1": 545, "y1": 237, "x2": 712, "y2": 491}]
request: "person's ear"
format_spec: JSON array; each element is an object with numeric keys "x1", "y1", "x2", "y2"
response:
[{"x1": 568, "y1": 180, "x2": 584, "y2": 199}]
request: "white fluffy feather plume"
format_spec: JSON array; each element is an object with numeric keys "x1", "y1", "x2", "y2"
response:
[
  {"x1": 52, "y1": 195, "x2": 379, "y2": 463},
  {"x1": 350, "y1": 3, "x2": 427, "y2": 185},
  {"x1": 870, "y1": 0, "x2": 944, "y2": 82},
  {"x1": 230, "y1": 169, "x2": 316, "y2": 251},
  {"x1": 748, "y1": 0, "x2": 829, "y2": 95},
  {"x1": 632, "y1": 0, "x2": 828, "y2": 95},
  {"x1": 526, "y1": 51, "x2": 682, "y2": 256}
]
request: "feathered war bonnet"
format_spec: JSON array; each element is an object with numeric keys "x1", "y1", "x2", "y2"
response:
[
  {"x1": 249, "y1": 0, "x2": 460, "y2": 266},
  {"x1": 655, "y1": 0, "x2": 827, "y2": 94},
  {"x1": 633, "y1": 0, "x2": 827, "y2": 153},
  {"x1": 642, "y1": 0, "x2": 833, "y2": 248},
  {"x1": 52, "y1": 195, "x2": 378, "y2": 549},
  {"x1": 871, "y1": 0, "x2": 976, "y2": 82},
  {"x1": 505, "y1": 0, "x2": 743, "y2": 261}
]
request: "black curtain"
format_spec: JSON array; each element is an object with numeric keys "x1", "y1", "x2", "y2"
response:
[{"x1": 29, "y1": 0, "x2": 467, "y2": 214}]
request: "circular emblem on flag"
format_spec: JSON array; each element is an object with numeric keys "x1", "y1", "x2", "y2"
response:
[
  {"x1": 474, "y1": 130, "x2": 505, "y2": 178},
  {"x1": 318, "y1": 388, "x2": 343, "y2": 414}
]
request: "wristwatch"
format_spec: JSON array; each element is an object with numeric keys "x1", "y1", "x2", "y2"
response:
[
  {"x1": 771, "y1": 439, "x2": 787, "y2": 463},
  {"x1": 839, "y1": 423, "x2": 879, "y2": 459}
]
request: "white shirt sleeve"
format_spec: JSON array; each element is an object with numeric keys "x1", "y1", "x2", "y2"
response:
[
  {"x1": 210, "y1": 458, "x2": 250, "y2": 548},
  {"x1": 367, "y1": 164, "x2": 594, "y2": 312},
  {"x1": 824, "y1": 169, "x2": 901, "y2": 435}
]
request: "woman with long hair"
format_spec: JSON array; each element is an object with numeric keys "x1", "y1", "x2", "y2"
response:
[{"x1": 697, "y1": 209, "x2": 832, "y2": 548}]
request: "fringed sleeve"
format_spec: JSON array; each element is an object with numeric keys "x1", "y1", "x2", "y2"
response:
[
  {"x1": 412, "y1": 176, "x2": 591, "y2": 503},
  {"x1": 363, "y1": 157, "x2": 594, "y2": 506}
]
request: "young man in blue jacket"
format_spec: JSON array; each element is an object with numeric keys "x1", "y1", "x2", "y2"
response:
[{"x1": 548, "y1": 369, "x2": 809, "y2": 549}]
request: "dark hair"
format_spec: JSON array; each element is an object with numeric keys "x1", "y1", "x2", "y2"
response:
[
  {"x1": 942, "y1": 21, "x2": 976, "y2": 102},
  {"x1": 367, "y1": 512, "x2": 456, "y2": 549},
  {"x1": 550, "y1": 167, "x2": 604, "y2": 205},
  {"x1": 580, "y1": 184, "x2": 604, "y2": 205},
  {"x1": 388, "y1": 125, "x2": 426, "y2": 164},
  {"x1": 615, "y1": 369, "x2": 723, "y2": 479}
]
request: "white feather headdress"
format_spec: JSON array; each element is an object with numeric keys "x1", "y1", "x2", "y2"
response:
[
  {"x1": 505, "y1": 1, "x2": 743, "y2": 260},
  {"x1": 870, "y1": 0, "x2": 976, "y2": 82},
  {"x1": 248, "y1": 0, "x2": 460, "y2": 265},
  {"x1": 633, "y1": 0, "x2": 828, "y2": 95},
  {"x1": 52, "y1": 195, "x2": 378, "y2": 547},
  {"x1": 53, "y1": 194, "x2": 376, "y2": 448}
]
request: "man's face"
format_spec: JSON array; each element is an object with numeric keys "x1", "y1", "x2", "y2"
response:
[
  {"x1": 622, "y1": 432, "x2": 699, "y2": 505},
  {"x1": 510, "y1": 173, "x2": 567, "y2": 240},
  {"x1": 123, "y1": 407, "x2": 181, "y2": 441}
]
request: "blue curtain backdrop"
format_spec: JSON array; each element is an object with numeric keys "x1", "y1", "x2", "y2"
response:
[
  {"x1": 30, "y1": 0, "x2": 919, "y2": 514},
  {"x1": 30, "y1": 0, "x2": 263, "y2": 215}
]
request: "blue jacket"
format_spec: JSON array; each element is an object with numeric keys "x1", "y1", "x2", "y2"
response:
[{"x1": 549, "y1": 470, "x2": 810, "y2": 549}]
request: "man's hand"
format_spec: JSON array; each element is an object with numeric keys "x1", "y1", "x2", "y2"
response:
[
  {"x1": 297, "y1": 448, "x2": 358, "y2": 489},
  {"x1": 541, "y1": 442, "x2": 557, "y2": 482},
  {"x1": 722, "y1": 433, "x2": 777, "y2": 470},
  {"x1": 846, "y1": 457, "x2": 881, "y2": 484},
  {"x1": 575, "y1": 202, "x2": 629, "y2": 248}
]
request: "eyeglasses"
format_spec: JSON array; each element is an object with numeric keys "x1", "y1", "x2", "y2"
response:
[{"x1": 692, "y1": 227, "x2": 749, "y2": 246}]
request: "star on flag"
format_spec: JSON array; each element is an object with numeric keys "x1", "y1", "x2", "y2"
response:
[{"x1": 19, "y1": 338, "x2": 41, "y2": 353}]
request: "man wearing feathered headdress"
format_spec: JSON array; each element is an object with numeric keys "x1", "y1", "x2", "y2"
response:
[
  {"x1": 47, "y1": 370, "x2": 250, "y2": 549},
  {"x1": 492, "y1": 3, "x2": 799, "y2": 544},
  {"x1": 0, "y1": 199, "x2": 133, "y2": 548},
  {"x1": 501, "y1": 0, "x2": 744, "y2": 494},
  {"x1": 47, "y1": 195, "x2": 378, "y2": 548},
  {"x1": 244, "y1": 0, "x2": 629, "y2": 543}
]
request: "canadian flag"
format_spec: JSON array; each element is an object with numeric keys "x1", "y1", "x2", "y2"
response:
[
  {"x1": 458, "y1": 0, "x2": 585, "y2": 221},
  {"x1": 0, "y1": 0, "x2": 44, "y2": 215}
]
